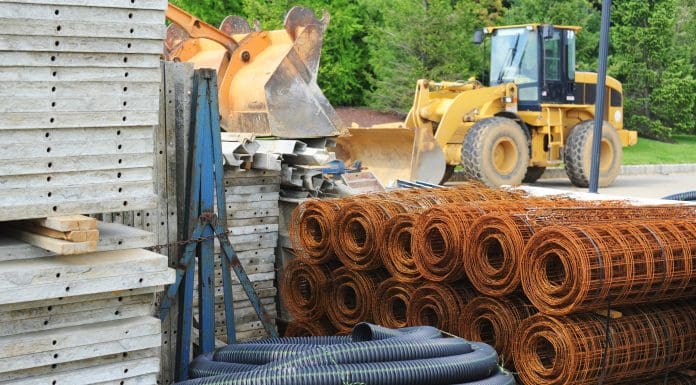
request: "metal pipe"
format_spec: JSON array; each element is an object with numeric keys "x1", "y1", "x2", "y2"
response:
[{"x1": 589, "y1": 0, "x2": 612, "y2": 193}]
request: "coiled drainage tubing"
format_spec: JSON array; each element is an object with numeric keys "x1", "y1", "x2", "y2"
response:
[
  {"x1": 178, "y1": 323, "x2": 512, "y2": 385},
  {"x1": 663, "y1": 190, "x2": 696, "y2": 201}
]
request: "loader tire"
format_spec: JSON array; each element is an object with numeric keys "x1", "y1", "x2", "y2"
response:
[
  {"x1": 522, "y1": 166, "x2": 546, "y2": 183},
  {"x1": 564, "y1": 120, "x2": 622, "y2": 188},
  {"x1": 461, "y1": 117, "x2": 529, "y2": 187}
]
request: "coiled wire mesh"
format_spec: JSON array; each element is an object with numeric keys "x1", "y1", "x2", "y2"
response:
[
  {"x1": 460, "y1": 295, "x2": 537, "y2": 367},
  {"x1": 289, "y1": 198, "x2": 346, "y2": 264},
  {"x1": 513, "y1": 302, "x2": 696, "y2": 385},
  {"x1": 280, "y1": 258, "x2": 333, "y2": 321},
  {"x1": 325, "y1": 267, "x2": 387, "y2": 333},
  {"x1": 381, "y1": 212, "x2": 423, "y2": 282},
  {"x1": 407, "y1": 282, "x2": 474, "y2": 334},
  {"x1": 521, "y1": 220, "x2": 696, "y2": 315},
  {"x1": 464, "y1": 206, "x2": 696, "y2": 296},
  {"x1": 372, "y1": 278, "x2": 417, "y2": 328}
]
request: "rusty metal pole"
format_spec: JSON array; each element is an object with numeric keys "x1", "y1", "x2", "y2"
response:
[{"x1": 589, "y1": 0, "x2": 612, "y2": 193}]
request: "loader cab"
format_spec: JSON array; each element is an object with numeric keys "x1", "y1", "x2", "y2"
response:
[{"x1": 477, "y1": 24, "x2": 579, "y2": 111}]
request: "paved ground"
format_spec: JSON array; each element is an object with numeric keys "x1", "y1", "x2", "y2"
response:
[{"x1": 530, "y1": 172, "x2": 696, "y2": 199}]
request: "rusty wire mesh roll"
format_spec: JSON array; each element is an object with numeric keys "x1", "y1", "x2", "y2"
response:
[
  {"x1": 412, "y1": 201, "x2": 528, "y2": 282},
  {"x1": 459, "y1": 295, "x2": 536, "y2": 367},
  {"x1": 284, "y1": 318, "x2": 337, "y2": 337},
  {"x1": 381, "y1": 212, "x2": 423, "y2": 282},
  {"x1": 407, "y1": 282, "x2": 474, "y2": 334},
  {"x1": 513, "y1": 303, "x2": 696, "y2": 385},
  {"x1": 280, "y1": 258, "x2": 333, "y2": 321},
  {"x1": 289, "y1": 198, "x2": 346, "y2": 264},
  {"x1": 332, "y1": 200, "x2": 412, "y2": 270},
  {"x1": 521, "y1": 220, "x2": 696, "y2": 315},
  {"x1": 326, "y1": 267, "x2": 387, "y2": 333},
  {"x1": 372, "y1": 278, "x2": 417, "y2": 329},
  {"x1": 467, "y1": 206, "x2": 696, "y2": 296}
]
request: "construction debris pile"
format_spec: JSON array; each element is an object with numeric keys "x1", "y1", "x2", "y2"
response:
[{"x1": 284, "y1": 184, "x2": 696, "y2": 385}]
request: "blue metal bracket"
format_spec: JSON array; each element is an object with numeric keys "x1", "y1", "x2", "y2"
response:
[{"x1": 159, "y1": 68, "x2": 278, "y2": 382}]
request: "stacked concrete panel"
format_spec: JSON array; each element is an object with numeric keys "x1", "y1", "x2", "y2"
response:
[
  {"x1": 0, "y1": 0, "x2": 166, "y2": 221},
  {"x1": 193, "y1": 167, "x2": 279, "y2": 344},
  {"x1": 0, "y1": 224, "x2": 174, "y2": 385}
]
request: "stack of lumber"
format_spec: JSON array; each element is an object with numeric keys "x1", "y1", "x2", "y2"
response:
[
  {"x1": 193, "y1": 166, "x2": 280, "y2": 343},
  {"x1": 0, "y1": 0, "x2": 166, "y2": 221},
  {"x1": 0, "y1": 218, "x2": 174, "y2": 385}
]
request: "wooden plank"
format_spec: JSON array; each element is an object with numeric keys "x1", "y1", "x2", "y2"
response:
[
  {"x1": 227, "y1": 216, "x2": 279, "y2": 228},
  {"x1": 1, "y1": 357, "x2": 160, "y2": 385},
  {"x1": 0, "y1": 287, "x2": 161, "y2": 312},
  {"x1": 223, "y1": 175, "x2": 281, "y2": 186},
  {"x1": 0, "y1": 301, "x2": 153, "y2": 337},
  {"x1": 0, "y1": 333, "x2": 161, "y2": 373},
  {"x1": 93, "y1": 374, "x2": 159, "y2": 385},
  {"x1": 2, "y1": 228, "x2": 96, "y2": 255},
  {"x1": 0, "y1": 268, "x2": 173, "y2": 305},
  {"x1": 0, "y1": 19, "x2": 164, "y2": 40},
  {"x1": 0, "y1": 316, "x2": 160, "y2": 358},
  {"x1": 11, "y1": 221, "x2": 98, "y2": 241},
  {"x1": 0, "y1": 35, "x2": 163, "y2": 54},
  {"x1": 0, "y1": 0, "x2": 166, "y2": 11},
  {"x1": 0, "y1": 3, "x2": 165, "y2": 21},
  {"x1": 0, "y1": 347, "x2": 158, "y2": 382},
  {"x1": 0, "y1": 52, "x2": 160, "y2": 68},
  {"x1": 225, "y1": 192, "x2": 280, "y2": 203},
  {"x1": 0, "y1": 66, "x2": 161, "y2": 82},
  {"x1": 224, "y1": 184, "x2": 281, "y2": 195},
  {"x1": 32, "y1": 215, "x2": 96, "y2": 231},
  {"x1": 0, "y1": 195, "x2": 158, "y2": 222}
]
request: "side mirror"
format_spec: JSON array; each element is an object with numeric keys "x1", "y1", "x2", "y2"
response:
[
  {"x1": 542, "y1": 24, "x2": 554, "y2": 39},
  {"x1": 473, "y1": 29, "x2": 484, "y2": 45}
]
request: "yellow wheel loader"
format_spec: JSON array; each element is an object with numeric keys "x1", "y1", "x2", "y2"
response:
[{"x1": 335, "y1": 24, "x2": 638, "y2": 187}]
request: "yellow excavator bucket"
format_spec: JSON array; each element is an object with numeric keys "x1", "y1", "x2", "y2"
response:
[
  {"x1": 165, "y1": 4, "x2": 343, "y2": 138},
  {"x1": 334, "y1": 123, "x2": 446, "y2": 186}
]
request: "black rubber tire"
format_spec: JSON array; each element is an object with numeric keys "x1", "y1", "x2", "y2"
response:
[
  {"x1": 440, "y1": 165, "x2": 456, "y2": 185},
  {"x1": 522, "y1": 166, "x2": 546, "y2": 183},
  {"x1": 461, "y1": 117, "x2": 529, "y2": 187},
  {"x1": 564, "y1": 120, "x2": 622, "y2": 187}
]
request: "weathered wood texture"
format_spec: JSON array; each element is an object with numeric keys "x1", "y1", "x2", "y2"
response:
[
  {"x1": 191, "y1": 167, "x2": 281, "y2": 345},
  {"x1": 0, "y1": 0, "x2": 166, "y2": 221}
]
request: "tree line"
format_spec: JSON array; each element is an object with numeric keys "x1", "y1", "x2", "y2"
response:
[{"x1": 172, "y1": 0, "x2": 696, "y2": 139}]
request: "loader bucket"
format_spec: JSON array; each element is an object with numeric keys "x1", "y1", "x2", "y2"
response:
[
  {"x1": 166, "y1": 7, "x2": 343, "y2": 138},
  {"x1": 334, "y1": 125, "x2": 446, "y2": 187}
]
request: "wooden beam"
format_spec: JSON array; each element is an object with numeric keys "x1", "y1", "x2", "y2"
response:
[{"x1": 3, "y1": 228, "x2": 96, "y2": 255}]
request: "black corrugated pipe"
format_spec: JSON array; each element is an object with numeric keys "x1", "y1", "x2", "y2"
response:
[
  {"x1": 452, "y1": 368, "x2": 516, "y2": 385},
  {"x1": 663, "y1": 191, "x2": 696, "y2": 201},
  {"x1": 181, "y1": 323, "x2": 510, "y2": 384}
]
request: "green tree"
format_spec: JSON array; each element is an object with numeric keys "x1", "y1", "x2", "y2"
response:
[
  {"x1": 169, "y1": 0, "x2": 242, "y2": 27},
  {"x1": 362, "y1": 0, "x2": 500, "y2": 112},
  {"x1": 612, "y1": 0, "x2": 696, "y2": 138}
]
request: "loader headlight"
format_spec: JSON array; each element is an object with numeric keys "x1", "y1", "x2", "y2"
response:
[{"x1": 503, "y1": 96, "x2": 513, "y2": 103}]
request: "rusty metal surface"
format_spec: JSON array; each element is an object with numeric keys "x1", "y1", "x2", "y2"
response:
[
  {"x1": 372, "y1": 278, "x2": 417, "y2": 329},
  {"x1": 406, "y1": 282, "x2": 474, "y2": 334},
  {"x1": 466, "y1": 206, "x2": 696, "y2": 297},
  {"x1": 280, "y1": 258, "x2": 333, "y2": 322},
  {"x1": 514, "y1": 303, "x2": 696, "y2": 385},
  {"x1": 460, "y1": 295, "x2": 537, "y2": 368},
  {"x1": 284, "y1": 318, "x2": 337, "y2": 337},
  {"x1": 325, "y1": 267, "x2": 387, "y2": 334}
]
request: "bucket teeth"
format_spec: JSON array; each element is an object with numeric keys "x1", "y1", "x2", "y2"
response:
[
  {"x1": 284, "y1": 6, "x2": 323, "y2": 39},
  {"x1": 164, "y1": 23, "x2": 189, "y2": 58},
  {"x1": 220, "y1": 15, "x2": 253, "y2": 36}
]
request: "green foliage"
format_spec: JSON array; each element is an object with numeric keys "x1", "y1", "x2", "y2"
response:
[
  {"x1": 611, "y1": 0, "x2": 696, "y2": 138},
  {"x1": 362, "y1": 0, "x2": 501, "y2": 112},
  {"x1": 623, "y1": 135, "x2": 696, "y2": 164},
  {"x1": 171, "y1": 0, "x2": 696, "y2": 137},
  {"x1": 169, "y1": 0, "x2": 242, "y2": 27}
]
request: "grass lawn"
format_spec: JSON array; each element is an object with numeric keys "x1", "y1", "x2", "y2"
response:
[{"x1": 622, "y1": 135, "x2": 696, "y2": 165}]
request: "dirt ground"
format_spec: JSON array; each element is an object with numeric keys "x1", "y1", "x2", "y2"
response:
[{"x1": 335, "y1": 107, "x2": 404, "y2": 127}]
